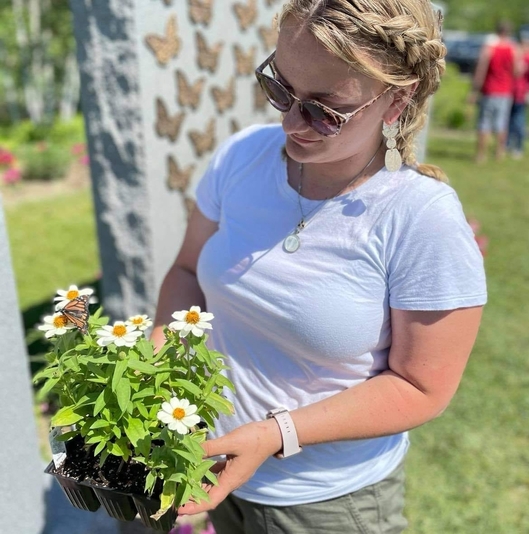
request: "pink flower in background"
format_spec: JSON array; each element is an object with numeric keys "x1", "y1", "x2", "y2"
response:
[
  {"x1": 2, "y1": 167, "x2": 21, "y2": 185},
  {"x1": 71, "y1": 143, "x2": 86, "y2": 155},
  {"x1": 79, "y1": 154, "x2": 90, "y2": 165},
  {"x1": 0, "y1": 147, "x2": 15, "y2": 167},
  {"x1": 169, "y1": 524, "x2": 194, "y2": 534}
]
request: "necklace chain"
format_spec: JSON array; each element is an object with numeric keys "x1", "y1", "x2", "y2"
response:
[{"x1": 283, "y1": 144, "x2": 381, "y2": 254}]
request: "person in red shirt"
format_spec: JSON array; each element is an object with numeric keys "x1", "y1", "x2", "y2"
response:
[
  {"x1": 471, "y1": 21, "x2": 521, "y2": 162},
  {"x1": 507, "y1": 31, "x2": 529, "y2": 159}
]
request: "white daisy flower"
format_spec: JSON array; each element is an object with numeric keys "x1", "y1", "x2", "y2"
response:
[
  {"x1": 125, "y1": 314, "x2": 153, "y2": 331},
  {"x1": 38, "y1": 313, "x2": 77, "y2": 338},
  {"x1": 54, "y1": 285, "x2": 94, "y2": 310},
  {"x1": 168, "y1": 306, "x2": 214, "y2": 338},
  {"x1": 157, "y1": 397, "x2": 200, "y2": 435},
  {"x1": 96, "y1": 321, "x2": 143, "y2": 348}
]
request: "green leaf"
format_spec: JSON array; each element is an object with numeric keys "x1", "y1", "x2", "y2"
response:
[
  {"x1": 127, "y1": 360, "x2": 159, "y2": 375},
  {"x1": 160, "y1": 481, "x2": 177, "y2": 511},
  {"x1": 33, "y1": 366, "x2": 59, "y2": 383},
  {"x1": 182, "y1": 435, "x2": 206, "y2": 459},
  {"x1": 215, "y1": 373, "x2": 236, "y2": 393},
  {"x1": 166, "y1": 472, "x2": 185, "y2": 483},
  {"x1": 203, "y1": 469, "x2": 219, "y2": 486},
  {"x1": 136, "y1": 338, "x2": 154, "y2": 360},
  {"x1": 155, "y1": 371, "x2": 171, "y2": 390},
  {"x1": 190, "y1": 484, "x2": 210, "y2": 503},
  {"x1": 90, "y1": 419, "x2": 110, "y2": 429},
  {"x1": 36, "y1": 376, "x2": 60, "y2": 400},
  {"x1": 55, "y1": 430, "x2": 79, "y2": 442},
  {"x1": 173, "y1": 480, "x2": 192, "y2": 508},
  {"x1": 51, "y1": 406, "x2": 84, "y2": 426},
  {"x1": 94, "y1": 440, "x2": 106, "y2": 455},
  {"x1": 131, "y1": 387, "x2": 156, "y2": 401},
  {"x1": 174, "y1": 448, "x2": 197, "y2": 463},
  {"x1": 112, "y1": 359, "x2": 128, "y2": 392},
  {"x1": 112, "y1": 426, "x2": 122, "y2": 439},
  {"x1": 100, "y1": 449, "x2": 110, "y2": 466},
  {"x1": 193, "y1": 342, "x2": 214, "y2": 366},
  {"x1": 190, "y1": 459, "x2": 216, "y2": 482},
  {"x1": 110, "y1": 439, "x2": 130, "y2": 459},
  {"x1": 203, "y1": 392, "x2": 234, "y2": 415},
  {"x1": 124, "y1": 416, "x2": 147, "y2": 447},
  {"x1": 144, "y1": 471, "x2": 157, "y2": 494},
  {"x1": 116, "y1": 377, "x2": 131, "y2": 413},
  {"x1": 172, "y1": 379, "x2": 202, "y2": 397},
  {"x1": 86, "y1": 362, "x2": 108, "y2": 380},
  {"x1": 136, "y1": 402, "x2": 150, "y2": 419},
  {"x1": 93, "y1": 389, "x2": 109, "y2": 417},
  {"x1": 137, "y1": 435, "x2": 152, "y2": 458}
]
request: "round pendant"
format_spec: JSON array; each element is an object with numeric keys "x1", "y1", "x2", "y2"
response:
[{"x1": 283, "y1": 233, "x2": 301, "y2": 253}]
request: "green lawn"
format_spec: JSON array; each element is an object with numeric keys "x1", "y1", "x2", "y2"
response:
[
  {"x1": 4, "y1": 129, "x2": 529, "y2": 533},
  {"x1": 4, "y1": 189, "x2": 99, "y2": 311},
  {"x1": 405, "y1": 131, "x2": 529, "y2": 533}
]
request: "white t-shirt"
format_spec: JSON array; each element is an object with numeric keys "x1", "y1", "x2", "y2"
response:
[{"x1": 195, "y1": 124, "x2": 487, "y2": 506}]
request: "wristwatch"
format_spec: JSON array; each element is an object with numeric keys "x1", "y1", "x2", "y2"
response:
[{"x1": 266, "y1": 408, "x2": 302, "y2": 459}]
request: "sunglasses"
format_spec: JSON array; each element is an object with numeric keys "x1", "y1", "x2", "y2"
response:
[{"x1": 255, "y1": 51, "x2": 392, "y2": 137}]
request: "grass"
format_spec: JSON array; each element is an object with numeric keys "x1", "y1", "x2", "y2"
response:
[
  {"x1": 4, "y1": 129, "x2": 529, "y2": 533},
  {"x1": 405, "y1": 131, "x2": 529, "y2": 533},
  {"x1": 4, "y1": 189, "x2": 99, "y2": 311}
]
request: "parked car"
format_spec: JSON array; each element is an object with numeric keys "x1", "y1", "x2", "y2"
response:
[{"x1": 444, "y1": 33, "x2": 492, "y2": 74}]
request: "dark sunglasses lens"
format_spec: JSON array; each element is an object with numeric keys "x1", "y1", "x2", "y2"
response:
[
  {"x1": 300, "y1": 102, "x2": 340, "y2": 136},
  {"x1": 258, "y1": 76, "x2": 291, "y2": 112}
]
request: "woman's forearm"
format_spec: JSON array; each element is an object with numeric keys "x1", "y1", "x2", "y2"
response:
[{"x1": 290, "y1": 370, "x2": 450, "y2": 446}]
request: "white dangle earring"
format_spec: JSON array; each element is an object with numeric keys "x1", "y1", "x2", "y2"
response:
[{"x1": 382, "y1": 122, "x2": 402, "y2": 172}]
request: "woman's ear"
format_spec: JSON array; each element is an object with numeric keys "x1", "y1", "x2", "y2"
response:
[{"x1": 382, "y1": 81, "x2": 419, "y2": 124}]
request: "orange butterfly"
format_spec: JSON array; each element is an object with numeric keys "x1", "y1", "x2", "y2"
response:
[
  {"x1": 233, "y1": 0, "x2": 257, "y2": 31},
  {"x1": 233, "y1": 44, "x2": 256, "y2": 76},
  {"x1": 211, "y1": 76, "x2": 236, "y2": 114},
  {"x1": 167, "y1": 155, "x2": 195, "y2": 192},
  {"x1": 144, "y1": 15, "x2": 181, "y2": 66},
  {"x1": 188, "y1": 118, "x2": 216, "y2": 157},
  {"x1": 189, "y1": 0, "x2": 214, "y2": 26},
  {"x1": 196, "y1": 32, "x2": 224, "y2": 73},
  {"x1": 60, "y1": 295, "x2": 90, "y2": 335}
]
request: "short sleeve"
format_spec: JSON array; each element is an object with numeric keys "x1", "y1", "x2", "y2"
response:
[{"x1": 388, "y1": 192, "x2": 487, "y2": 311}]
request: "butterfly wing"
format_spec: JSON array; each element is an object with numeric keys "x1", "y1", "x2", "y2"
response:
[
  {"x1": 60, "y1": 295, "x2": 90, "y2": 335},
  {"x1": 167, "y1": 156, "x2": 195, "y2": 191}
]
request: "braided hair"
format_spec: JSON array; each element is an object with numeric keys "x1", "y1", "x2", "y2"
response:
[{"x1": 278, "y1": 0, "x2": 447, "y2": 181}]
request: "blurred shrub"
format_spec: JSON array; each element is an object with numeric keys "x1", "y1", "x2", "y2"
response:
[
  {"x1": 0, "y1": 115, "x2": 85, "y2": 148},
  {"x1": 432, "y1": 64, "x2": 474, "y2": 130},
  {"x1": 18, "y1": 143, "x2": 71, "y2": 181}
]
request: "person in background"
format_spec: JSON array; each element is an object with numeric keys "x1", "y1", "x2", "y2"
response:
[
  {"x1": 153, "y1": 1, "x2": 487, "y2": 532},
  {"x1": 471, "y1": 20, "x2": 521, "y2": 163},
  {"x1": 507, "y1": 31, "x2": 529, "y2": 159}
]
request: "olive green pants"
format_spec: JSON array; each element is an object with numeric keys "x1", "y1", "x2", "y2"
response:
[{"x1": 209, "y1": 461, "x2": 407, "y2": 534}]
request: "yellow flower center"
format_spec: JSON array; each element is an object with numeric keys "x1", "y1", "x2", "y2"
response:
[
  {"x1": 53, "y1": 315, "x2": 68, "y2": 328},
  {"x1": 66, "y1": 289, "x2": 80, "y2": 299},
  {"x1": 172, "y1": 408, "x2": 186, "y2": 420},
  {"x1": 112, "y1": 324, "x2": 127, "y2": 337},
  {"x1": 131, "y1": 317, "x2": 143, "y2": 325},
  {"x1": 185, "y1": 311, "x2": 200, "y2": 324}
]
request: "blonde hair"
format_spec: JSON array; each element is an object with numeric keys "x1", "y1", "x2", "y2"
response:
[{"x1": 278, "y1": 0, "x2": 448, "y2": 181}]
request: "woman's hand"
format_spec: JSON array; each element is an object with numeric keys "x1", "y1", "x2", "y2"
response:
[{"x1": 178, "y1": 419, "x2": 282, "y2": 515}]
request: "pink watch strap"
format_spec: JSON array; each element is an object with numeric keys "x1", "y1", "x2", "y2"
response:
[{"x1": 267, "y1": 408, "x2": 302, "y2": 459}]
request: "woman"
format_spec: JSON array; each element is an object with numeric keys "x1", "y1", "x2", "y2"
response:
[{"x1": 152, "y1": 1, "x2": 487, "y2": 532}]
